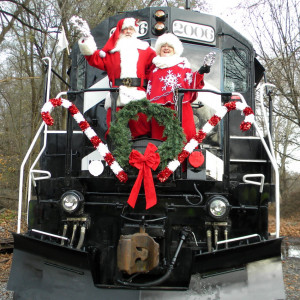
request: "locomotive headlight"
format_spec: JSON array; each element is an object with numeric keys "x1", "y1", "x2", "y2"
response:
[
  {"x1": 154, "y1": 10, "x2": 166, "y2": 21},
  {"x1": 154, "y1": 22, "x2": 166, "y2": 34},
  {"x1": 153, "y1": 9, "x2": 167, "y2": 35},
  {"x1": 207, "y1": 196, "x2": 230, "y2": 220},
  {"x1": 60, "y1": 190, "x2": 84, "y2": 213}
]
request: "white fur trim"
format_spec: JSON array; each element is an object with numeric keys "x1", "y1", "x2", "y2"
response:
[
  {"x1": 122, "y1": 18, "x2": 138, "y2": 31},
  {"x1": 118, "y1": 39, "x2": 139, "y2": 78},
  {"x1": 99, "y1": 50, "x2": 106, "y2": 57},
  {"x1": 152, "y1": 55, "x2": 186, "y2": 69},
  {"x1": 104, "y1": 93, "x2": 114, "y2": 110},
  {"x1": 155, "y1": 33, "x2": 183, "y2": 56},
  {"x1": 111, "y1": 37, "x2": 148, "y2": 52},
  {"x1": 119, "y1": 86, "x2": 146, "y2": 105},
  {"x1": 78, "y1": 36, "x2": 97, "y2": 56},
  {"x1": 136, "y1": 39, "x2": 150, "y2": 50},
  {"x1": 104, "y1": 88, "x2": 146, "y2": 110}
]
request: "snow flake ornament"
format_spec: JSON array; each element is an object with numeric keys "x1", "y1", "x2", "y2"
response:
[
  {"x1": 70, "y1": 16, "x2": 91, "y2": 38},
  {"x1": 147, "y1": 80, "x2": 152, "y2": 95},
  {"x1": 184, "y1": 72, "x2": 193, "y2": 85},
  {"x1": 160, "y1": 70, "x2": 182, "y2": 91},
  {"x1": 203, "y1": 51, "x2": 216, "y2": 67}
]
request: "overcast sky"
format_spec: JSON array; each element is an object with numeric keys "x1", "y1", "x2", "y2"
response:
[
  {"x1": 208, "y1": 0, "x2": 241, "y2": 15},
  {"x1": 205, "y1": 0, "x2": 251, "y2": 40}
]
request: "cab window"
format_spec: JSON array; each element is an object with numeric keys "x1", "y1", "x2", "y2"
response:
[{"x1": 223, "y1": 48, "x2": 248, "y2": 92}]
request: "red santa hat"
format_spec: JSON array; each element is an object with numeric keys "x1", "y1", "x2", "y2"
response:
[
  {"x1": 100, "y1": 18, "x2": 139, "y2": 57},
  {"x1": 155, "y1": 33, "x2": 183, "y2": 56}
]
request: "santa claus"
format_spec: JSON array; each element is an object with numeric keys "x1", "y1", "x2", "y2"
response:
[
  {"x1": 78, "y1": 17, "x2": 156, "y2": 138},
  {"x1": 146, "y1": 33, "x2": 214, "y2": 141}
]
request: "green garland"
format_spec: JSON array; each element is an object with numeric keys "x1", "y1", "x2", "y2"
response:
[{"x1": 109, "y1": 99, "x2": 186, "y2": 169}]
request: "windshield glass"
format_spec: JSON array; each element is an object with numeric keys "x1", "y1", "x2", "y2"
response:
[
  {"x1": 223, "y1": 48, "x2": 248, "y2": 92},
  {"x1": 182, "y1": 43, "x2": 221, "y2": 91}
]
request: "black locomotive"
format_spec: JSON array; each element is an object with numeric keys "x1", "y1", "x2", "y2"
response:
[{"x1": 8, "y1": 5, "x2": 285, "y2": 300}]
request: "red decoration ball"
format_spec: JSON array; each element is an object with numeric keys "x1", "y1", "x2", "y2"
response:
[{"x1": 188, "y1": 151, "x2": 205, "y2": 168}]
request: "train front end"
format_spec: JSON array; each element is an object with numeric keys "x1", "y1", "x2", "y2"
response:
[{"x1": 8, "y1": 6, "x2": 285, "y2": 300}]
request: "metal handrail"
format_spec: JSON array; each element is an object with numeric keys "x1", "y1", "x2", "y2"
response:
[
  {"x1": 216, "y1": 234, "x2": 261, "y2": 250},
  {"x1": 243, "y1": 174, "x2": 265, "y2": 193},
  {"x1": 31, "y1": 229, "x2": 69, "y2": 241},
  {"x1": 30, "y1": 170, "x2": 51, "y2": 183},
  {"x1": 27, "y1": 90, "x2": 67, "y2": 206},
  {"x1": 233, "y1": 90, "x2": 280, "y2": 238},
  {"x1": 17, "y1": 57, "x2": 51, "y2": 233}
]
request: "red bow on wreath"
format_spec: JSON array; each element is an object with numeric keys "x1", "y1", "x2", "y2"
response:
[{"x1": 127, "y1": 143, "x2": 160, "y2": 209}]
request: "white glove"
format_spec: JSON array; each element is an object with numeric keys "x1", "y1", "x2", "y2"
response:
[
  {"x1": 203, "y1": 51, "x2": 216, "y2": 67},
  {"x1": 70, "y1": 16, "x2": 91, "y2": 38}
]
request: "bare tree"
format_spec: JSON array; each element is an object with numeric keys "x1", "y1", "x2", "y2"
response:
[
  {"x1": 239, "y1": 0, "x2": 300, "y2": 168},
  {"x1": 0, "y1": 0, "x2": 209, "y2": 208}
]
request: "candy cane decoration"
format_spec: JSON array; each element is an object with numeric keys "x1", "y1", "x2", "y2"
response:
[
  {"x1": 41, "y1": 98, "x2": 128, "y2": 183},
  {"x1": 157, "y1": 101, "x2": 254, "y2": 182}
]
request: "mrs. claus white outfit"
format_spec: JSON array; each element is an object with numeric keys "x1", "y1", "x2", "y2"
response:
[
  {"x1": 78, "y1": 18, "x2": 156, "y2": 138},
  {"x1": 146, "y1": 34, "x2": 205, "y2": 141}
]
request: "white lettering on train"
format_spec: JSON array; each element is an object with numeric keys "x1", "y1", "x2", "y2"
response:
[{"x1": 173, "y1": 20, "x2": 215, "y2": 42}]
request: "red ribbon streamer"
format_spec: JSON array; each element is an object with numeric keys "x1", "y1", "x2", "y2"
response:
[{"x1": 127, "y1": 143, "x2": 160, "y2": 209}]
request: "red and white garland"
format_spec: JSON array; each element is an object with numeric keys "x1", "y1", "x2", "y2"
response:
[
  {"x1": 41, "y1": 98, "x2": 128, "y2": 183},
  {"x1": 41, "y1": 98, "x2": 254, "y2": 185},
  {"x1": 157, "y1": 101, "x2": 255, "y2": 182}
]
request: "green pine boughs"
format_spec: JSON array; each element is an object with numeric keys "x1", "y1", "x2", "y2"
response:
[{"x1": 109, "y1": 99, "x2": 186, "y2": 169}]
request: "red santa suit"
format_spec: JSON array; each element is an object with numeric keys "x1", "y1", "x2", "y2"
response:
[
  {"x1": 147, "y1": 55, "x2": 204, "y2": 141},
  {"x1": 78, "y1": 18, "x2": 156, "y2": 138}
]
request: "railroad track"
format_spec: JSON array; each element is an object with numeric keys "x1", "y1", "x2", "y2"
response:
[{"x1": 0, "y1": 237, "x2": 14, "y2": 253}]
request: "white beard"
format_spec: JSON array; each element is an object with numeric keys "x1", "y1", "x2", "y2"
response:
[
  {"x1": 112, "y1": 36, "x2": 139, "y2": 78},
  {"x1": 112, "y1": 35, "x2": 139, "y2": 52}
]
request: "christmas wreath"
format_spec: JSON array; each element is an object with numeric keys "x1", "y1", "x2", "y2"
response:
[{"x1": 109, "y1": 99, "x2": 186, "y2": 169}]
